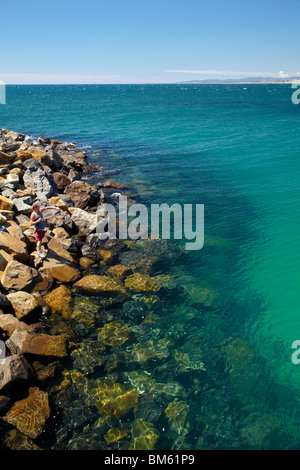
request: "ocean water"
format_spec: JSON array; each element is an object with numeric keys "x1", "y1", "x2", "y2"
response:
[{"x1": 1, "y1": 84, "x2": 300, "y2": 449}]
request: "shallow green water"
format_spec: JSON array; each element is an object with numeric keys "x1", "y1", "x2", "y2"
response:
[{"x1": 1, "y1": 84, "x2": 300, "y2": 449}]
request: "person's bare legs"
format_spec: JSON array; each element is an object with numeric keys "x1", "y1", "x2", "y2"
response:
[{"x1": 37, "y1": 240, "x2": 42, "y2": 253}]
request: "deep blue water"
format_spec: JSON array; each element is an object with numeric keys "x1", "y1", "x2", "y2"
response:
[{"x1": 1, "y1": 84, "x2": 300, "y2": 449}]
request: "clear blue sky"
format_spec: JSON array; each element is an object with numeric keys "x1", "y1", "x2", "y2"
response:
[{"x1": 1, "y1": 0, "x2": 299, "y2": 83}]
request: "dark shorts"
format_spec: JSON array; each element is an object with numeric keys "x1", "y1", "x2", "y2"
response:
[{"x1": 35, "y1": 230, "x2": 46, "y2": 242}]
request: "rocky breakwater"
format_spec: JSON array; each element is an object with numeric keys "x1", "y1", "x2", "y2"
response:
[{"x1": 0, "y1": 128, "x2": 120, "y2": 447}]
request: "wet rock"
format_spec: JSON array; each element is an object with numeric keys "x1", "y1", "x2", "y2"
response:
[
  {"x1": 71, "y1": 296, "x2": 99, "y2": 325},
  {"x1": 43, "y1": 285, "x2": 73, "y2": 319},
  {"x1": 119, "y1": 250, "x2": 159, "y2": 274},
  {"x1": 107, "y1": 264, "x2": 133, "y2": 281},
  {"x1": 2, "y1": 429, "x2": 42, "y2": 450},
  {"x1": 104, "y1": 428, "x2": 130, "y2": 444},
  {"x1": 0, "y1": 355, "x2": 30, "y2": 393},
  {"x1": 125, "y1": 273, "x2": 161, "y2": 293},
  {"x1": 165, "y1": 401, "x2": 189, "y2": 436},
  {"x1": 71, "y1": 340, "x2": 106, "y2": 374},
  {"x1": 3, "y1": 387, "x2": 50, "y2": 439},
  {"x1": 129, "y1": 419, "x2": 159, "y2": 450},
  {"x1": 97, "y1": 321, "x2": 131, "y2": 347},
  {"x1": 91, "y1": 380, "x2": 139, "y2": 419},
  {"x1": 31, "y1": 360, "x2": 57, "y2": 382},
  {"x1": 131, "y1": 338, "x2": 170, "y2": 364},
  {"x1": 74, "y1": 275, "x2": 127, "y2": 297},
  {"x1": 7, "y1": 329, "x2": 67, "y2": 357}
]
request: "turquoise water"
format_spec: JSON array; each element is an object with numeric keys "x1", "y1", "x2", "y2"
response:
[{"x1": 1, "y1": 84, "x2": 300, "y2": 449}]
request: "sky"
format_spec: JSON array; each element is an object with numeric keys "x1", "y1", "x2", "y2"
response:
[{"x1": 0, "y1": 0, "x2": 299, "y2": 84}]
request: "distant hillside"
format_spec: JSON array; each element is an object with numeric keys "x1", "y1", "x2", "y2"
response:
[{"x1": 180, "y1": 76, "x2": 300, "y2": 84}]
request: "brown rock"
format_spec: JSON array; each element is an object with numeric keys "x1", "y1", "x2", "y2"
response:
[
  {"x1": 0, "y1": 232, "x2": 28, "y2": 263},
  {"x1": 6, "y1": 329, "x2": 67, "y2": 357},
  {"x1": 3, "y1": 220, "x2": 25, "y2": 241},
  {"x1": 107, "y1": 264, "x2": 133, "y2": 280},
  {"x1": 102, "y1": 180, "x2": 132, "y2": 189},
  {"x1": 43, "y1": 285, "x2": 73, "y2": 319},
  {"x1": 6, "y1": 291, "x2": 41, "y2": 320},
  {"x1": 0, "y1": 195, "x2": 14, "y2": 211},
  {"x1": 1, "y1": 259, "x2": 53, "y2": 294},
  {"x1": 3, "y1": 387, "x2": 50, "y2": 439},
  {"x1": 74, "y1": 275, "x2": 127, "y2": 296},
  {"x1": 53, "y1": 172, "x2": 71, "y2": 191},
  {"x1": 38, "y1": 238, "x2": 80, "y2": 282},
  {"x1": 0, "y1": 151, "x2": 14, "y2": 165},
  {"x1": 125, "y1": 273, "x2": 161, "y2": 292},
  {"x1": 64, "y1": 181, "x2": 101, "y2": 209},
  {"x1": 0, "y1": 314, "x2": 33, "y2": 337},
  {"x1": 0, "y1": 355, "x2": 30, "y2": 393}
]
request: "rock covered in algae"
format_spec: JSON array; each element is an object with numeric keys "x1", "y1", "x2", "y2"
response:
[
  {"x1": 97, "y1": 321, "x2": 131, "y2": 347},
  {"x1": 165, "y1": 401, "x2": 189, "y2": 435},
  {"x1": 3, "y1": 387, "x2": 50, "y2": 439},
  {"x1": 74, "y1": 275, "x2": 127, "y2": 296},
  {"x1": 71, "y1": 340, "x2": 106, "y2": 374},
  {"x1": 131, "y1": 338, "x2": 170, "y2": 363},
  {"x1": 91, "y1": 380, "x2": 139, "y2": 419},
  {"x1": 128, "y1": 419, "x2": 159, "y2": 450},
  {"x1": 125, "y1": 273, "x2": 161, "y2": 293},
  {"x1": 44, "y1": 285, "x2": 73, "y2": 319},
  {"x1": 104, "y1": 428, "x2": 131, "y2": 444},
  {"x1": 3, "y1": 429, "x2": 43, "y2": 450},
  {"x1": 71, "y1": 296, "x2": 99, "y2": 325},
  {"x1": 128, "y1": 370, "x2": 185, "y2": 398},
  {"x1": 107, "y1": 264, "x2": 133, "y2": 280}
]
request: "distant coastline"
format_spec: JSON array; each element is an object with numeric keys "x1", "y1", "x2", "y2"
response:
[{"x1": 179, "y1": 76, "x2": 300, "y2": 85}]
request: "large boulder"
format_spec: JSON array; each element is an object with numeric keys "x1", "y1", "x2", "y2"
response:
[
  {"x1": 0, "y1": 314, "x2": 33, "y2": 337},
  {"x1": 43, "y1": 285, "x2": 73, "y2": 319},
  {"x1": 29, "y1": 149, "x2": 63, "y2": 170},
  {"x1": 3, "y1": 387, "x2": 50, "y2": 439},
  {"x1": 0, "y1": 355, "x2": 30, "y2": 393},
  {"x1": 0, "y1": 195, "x2": 14, "y2": 211},
  {"x1": 6, "y1": 329, "x2": 67, "y2": 357},
  {"x1": 0, "y1": 232, "x2": 28, "y2": 263},
  {"x1": 1, "y1": 259, "x2": 53, "y2": 294},
  {"x1": 70, "y1": 207, "x2": 98, "y2": 235},
  {"x1": 6, "y1": 291, "x2": 41, "y2": 320},
  {"x1": 23, "y1": 158, "x2": 57, "y2": 201},
  {"x1": 53, "y1": 172, "x2": 71, "y2": 191},
  {"x1": 64, "y1": 181, "x2": 101, "y2": 209},
  {"x1": 38, "y1": 238, "x2": 80, "y2": 282},
  {"x1": 42, "y1": 208, "x2": 75, "y2": 235},
  {"x1": 74, "y1": 275, "x2": 127, "y2": 296}
]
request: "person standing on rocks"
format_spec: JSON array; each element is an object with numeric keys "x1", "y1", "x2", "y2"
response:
[{"x1": 30, "y1": 202, "x2": 59, "y2": 258}]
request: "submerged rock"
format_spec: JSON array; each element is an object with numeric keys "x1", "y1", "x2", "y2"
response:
[
  {"x1": 43, "y1": 285, "x2": 73, "y2": 319},
  {"x1": 74, "y1": 275, "x2": 127, "y2": 297},
  {"x1": 91, "y1": 380, "x2": 139, "y2": 419},
  {"x1": 125, "y1": 273, "x2": 161, "y2": 293},
  {"x1": 3, "y1": 387, "x2": 50, "y2": 439},
  {"x1": 129, "y1": 419, "x2": 159, "y2": 450},
  {"x1": 97, "y1": 321, "x2": 131, "y2": 347}
]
